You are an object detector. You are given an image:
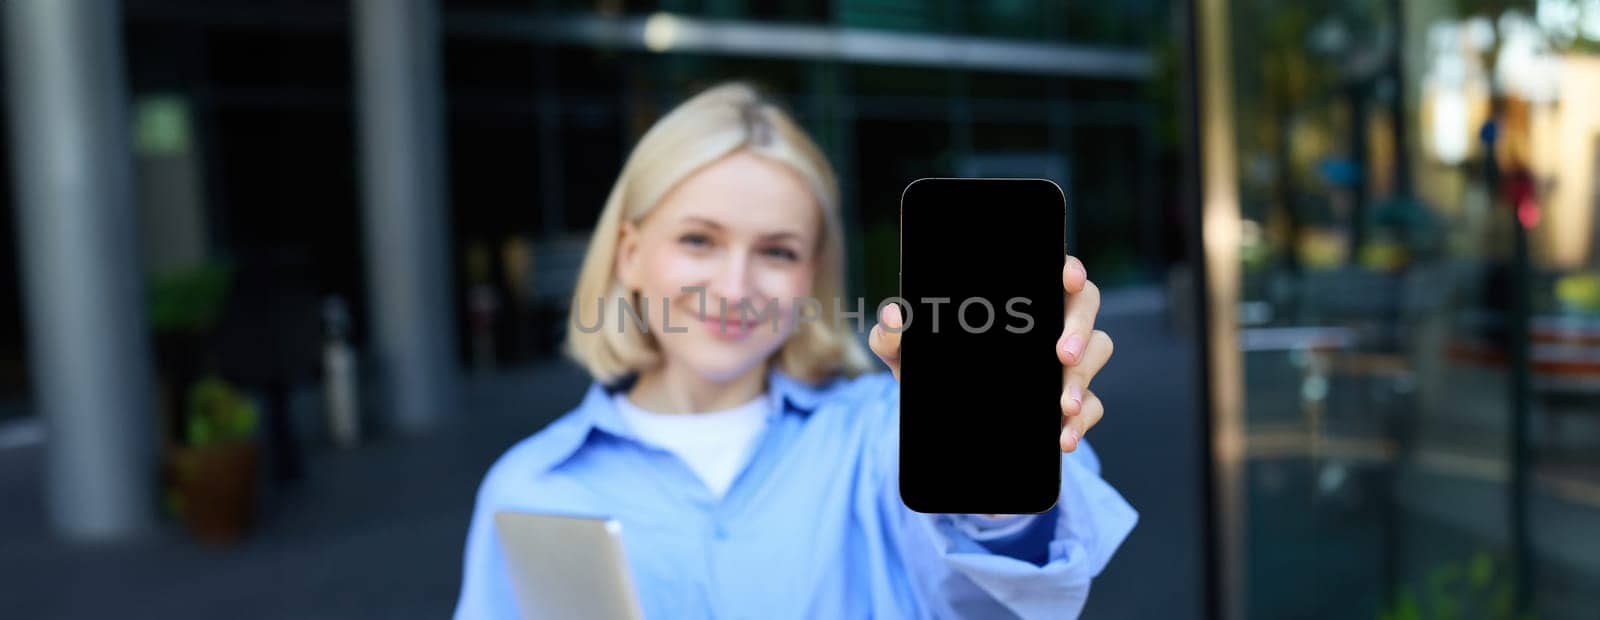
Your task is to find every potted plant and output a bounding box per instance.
[166,375,260,545]
[146,262,232,445]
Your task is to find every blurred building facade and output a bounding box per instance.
[0,0,1179,407]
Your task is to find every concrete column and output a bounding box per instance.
[2,0,156,540]
[352,0,458,432]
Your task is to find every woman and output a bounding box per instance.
[454,82,1134,619]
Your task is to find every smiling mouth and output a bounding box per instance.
[691,309,765,339]
[702,315,760,330]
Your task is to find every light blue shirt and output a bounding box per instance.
[454,369,1137,619]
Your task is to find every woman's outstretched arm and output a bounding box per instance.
[850,373,1136,619]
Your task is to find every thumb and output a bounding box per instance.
[869,303,904,381]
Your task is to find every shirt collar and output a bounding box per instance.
[534,366,828,475]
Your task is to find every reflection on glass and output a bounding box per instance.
[1223,0,1600,616]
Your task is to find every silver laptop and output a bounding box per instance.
[494,511,646,620]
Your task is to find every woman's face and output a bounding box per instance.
[616,152,821,383]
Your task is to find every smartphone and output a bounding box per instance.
[898,178,1065,514]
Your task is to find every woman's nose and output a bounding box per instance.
[708,251,756,309]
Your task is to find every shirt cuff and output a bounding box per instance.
[953,513,1039,542]
[942,508,1059,567]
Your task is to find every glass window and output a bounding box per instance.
[1211,0,1600,616]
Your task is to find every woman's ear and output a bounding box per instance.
[615,220,641,289]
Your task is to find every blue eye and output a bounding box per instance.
[763,247,800,261]
[679,233,711,247]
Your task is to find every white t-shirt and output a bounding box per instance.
[613,390,1034,538]
[612,392,771,499]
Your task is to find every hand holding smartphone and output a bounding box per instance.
[894,178,1068,514]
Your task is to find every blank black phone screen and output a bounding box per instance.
[898,178,1065,514]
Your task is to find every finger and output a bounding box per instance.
[1063,255,1088,295]
[1060,391,1104,453]
[1057,279,1100,365]
[869,303,904,381]
[1060,330,1114,417]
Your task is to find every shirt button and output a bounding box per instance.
[713,523,729,540]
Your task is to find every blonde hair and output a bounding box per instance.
[563,82,873,385]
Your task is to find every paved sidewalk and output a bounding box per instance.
[1,362,590,619]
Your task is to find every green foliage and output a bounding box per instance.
[1378,550,1537,620]
[162,486,186,518]
[1554,271,1600,314]
[1383,589,1421,620]
[148,262,233,334]
[1572,37,1600,53]
[185,376,258,446]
